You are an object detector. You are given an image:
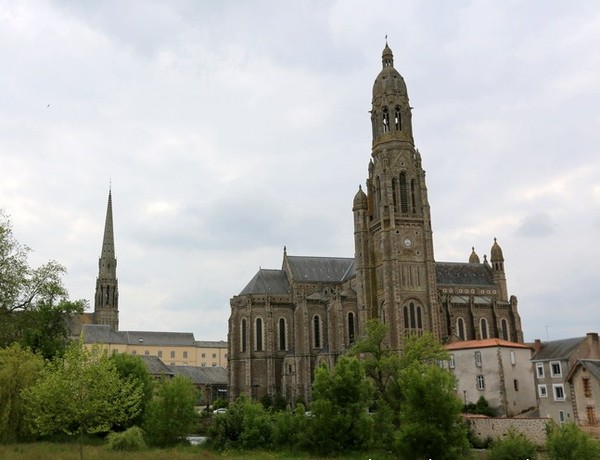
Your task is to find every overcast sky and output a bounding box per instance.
[1,0,599,343]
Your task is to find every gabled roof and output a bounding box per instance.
[119,330,196,346]
[139,355,175,377]
[436,262,495,286]
[566,359,600,382]
[169,365,227,385]
[445,338,531,351]
[81,324,126,344]
[286,256,355,283]
[195,340,228,348]
[239,269,290,295]
[531,337,586,361]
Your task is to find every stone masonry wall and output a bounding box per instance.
[466,416,552,446]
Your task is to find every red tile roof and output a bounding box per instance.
[445,338,532,351]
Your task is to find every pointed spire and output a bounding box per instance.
[101,188,115,260]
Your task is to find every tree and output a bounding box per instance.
[109,353,154,428]
[23,341,142,460]
[394,335,470,460]
[546,422,600,460]
[306,356,374,455]
[0,344,44,442]
[143,375,198,447]
[487,427,537,460]
[0,211,85,358]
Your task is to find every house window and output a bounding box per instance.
[510,350,516,365]
[449,354,455,369]
[550,361,562,378]
[348,312,355,344]
[583,377,592,398]
[475,351,482,367]
[480,318,489,340]
[241,318,247,353]
[587,406,597,424]
[201,353,206,358]
[559,410,566,424]
[255,318,263,351]
[477,375,485,390]
[538,384,548,398]
[553,384,566,401]
[457,317,466,340]
[514,379,519,391]
[183,351,188,359]
[536,362,545,379]
[278,318,286,351]
[313,315,322,348]
[212,353,216,358]
[170,351,175,359]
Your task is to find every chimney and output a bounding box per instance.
[587,332,600,359]
[534,339,542,353]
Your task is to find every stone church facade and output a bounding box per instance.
[227,44,523,404]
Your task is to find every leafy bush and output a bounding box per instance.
[487,428,537,460]
[546,422,600,460]
[105,426,147,451]
[271,403,308,451]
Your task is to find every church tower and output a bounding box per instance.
[354,43,440,350]
[93,189,119,330]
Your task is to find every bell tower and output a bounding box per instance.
[354,42,440,350]
[93,188,119,330]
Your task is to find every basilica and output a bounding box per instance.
[227,43,523,404]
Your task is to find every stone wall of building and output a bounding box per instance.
[466,416,552,446]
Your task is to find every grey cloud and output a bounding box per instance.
[516,213,557,238]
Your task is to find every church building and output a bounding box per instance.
[227,43,524,404]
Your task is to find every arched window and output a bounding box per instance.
[392,178,398,210]
[241,318,247,352]
[255,318,263,351]
[382,107,390,133]
[410,179,417,214]
[480,318,488,340]
[278,317,286,351]
[394,106,402,130]
[403,302,423,336]
[376,176,382,207]
[456,317,466,340]
[399,173,408,214]
[348,312,355,344]
[313,315,322,348]
[501,319,509,341]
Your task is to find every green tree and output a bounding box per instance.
[143,375,198,447]
[0,344,44,442]
[306,356,374,455]
[546,422,600,460]
[23,341,142,460]
[109,353,154,428]
[0,211,85,358]
[487,427,537,460]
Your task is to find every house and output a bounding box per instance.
[445,338,536,417]
[566,359,600,427]
[169,365,228,408]
[531,332,600,425]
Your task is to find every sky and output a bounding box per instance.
[1,0,599,343]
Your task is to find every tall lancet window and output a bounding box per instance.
[399,173,408,214]
[348,312,355,344]
[480,318,489,340]
[403,302,423,336]
[382,107,390,133]
[313,315,322,348]
[410,179,417,214]
[394,106,402,130]
[501,319,509,341]
[278,317,287,351]
[241,319,247,353]
[255,318,263,351]
[392,178,398,210]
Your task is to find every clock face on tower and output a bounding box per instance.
[403,237,413,248]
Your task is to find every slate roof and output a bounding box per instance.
[81,324,126,344]
[567,359,600,382]
[531,337,586,361]
[195,340,228,348]
[119,330,196,346]
[436,262,495,286]
[445,338,532,351]
[169,365,227,385]
[239,269,290,295]
[286,256,355,283]
[139,355,175,377]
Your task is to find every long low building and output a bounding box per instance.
[81,323,228,368]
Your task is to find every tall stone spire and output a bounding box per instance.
[94,187,119,330]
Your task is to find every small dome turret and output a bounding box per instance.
[372,44,407,98]
[469,247,480,264]
[353,185,368,211]
[490,238,504,262]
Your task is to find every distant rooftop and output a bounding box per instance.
[445,338,531,351]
